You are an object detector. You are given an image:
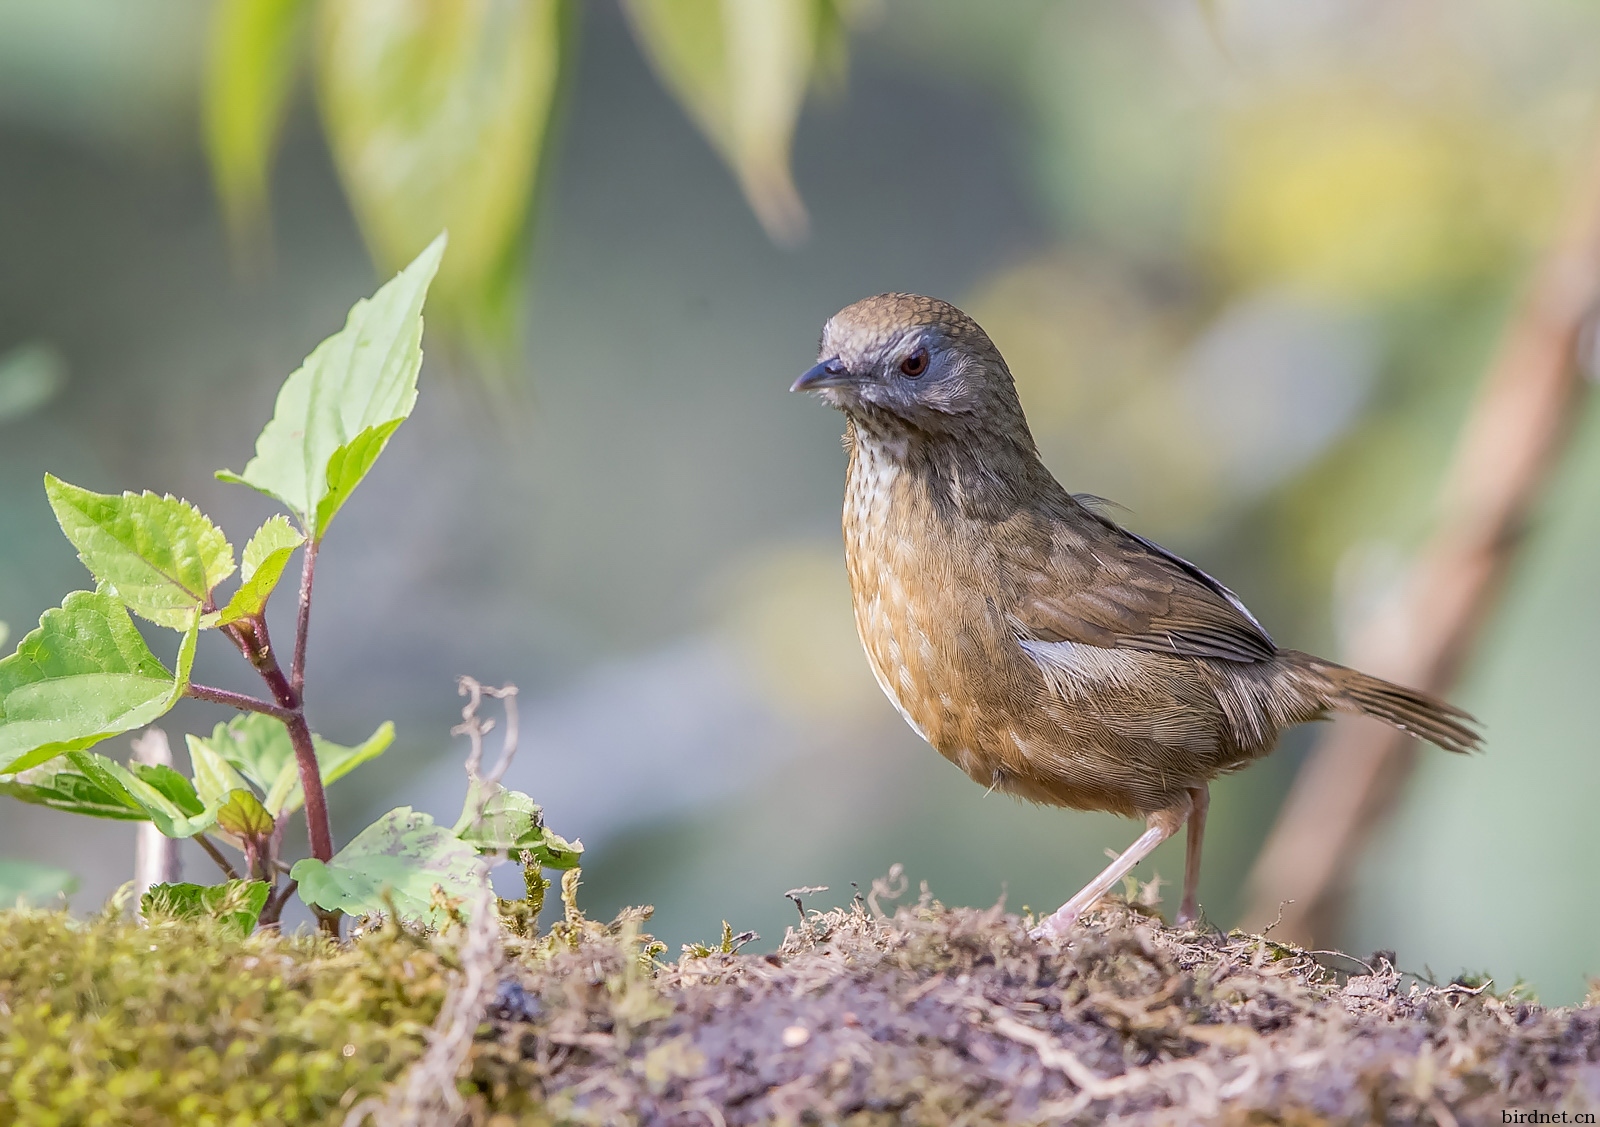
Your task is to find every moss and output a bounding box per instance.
[0,905,451,1126]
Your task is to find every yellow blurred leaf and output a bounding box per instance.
[622,0,854,245]
[314,0,569,354]
[1210,87,1553,302]
[203,0,312,253]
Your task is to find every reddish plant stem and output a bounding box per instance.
[259,879,297,930]
[186,683,294,723]
[284,712,334,863]
[220,614,336,866]
[291,538,318,698]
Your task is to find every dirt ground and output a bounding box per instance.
[468,884,1600,1126]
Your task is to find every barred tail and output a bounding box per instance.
[1283,652,1482,755]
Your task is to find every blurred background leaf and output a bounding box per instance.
[313,0,569,361]
[620,0,856,245]
[204,0,311,256]
[0,344,66,425]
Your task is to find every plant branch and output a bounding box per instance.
[259,879,297,930]
[1242,135,1600,945]
[219,616,336,871]
[291,537,318,698]
[186,683,294,723]
[195,833,242,882]
[285,712,335,863]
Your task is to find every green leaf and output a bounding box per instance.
[265,720,394,816]
[527,825,583,871]
[65,751,216,838]
[217,235,444,539]
[132,762,206,818]
[203,0,312,250]
[621,0,853,244]
[0,859,78,905]
[44,476,236,630]
[314,418,403,536]
[291,806,484,923]
[216,515,304,626]
[0,592,190,774]
[141,879,271,936]
[315,0,567,354]
[215,789,275,839]
[453,777,582,869]
[0,756,153,821]
[0,623,8,650]
[1,749,212,837]
[186,733,256,809]
[188,712,294,796]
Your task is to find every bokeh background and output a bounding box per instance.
[2,0,1599,1001]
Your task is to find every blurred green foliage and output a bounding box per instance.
[204,0,859,363]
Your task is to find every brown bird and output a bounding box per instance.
[793,293,1479,935]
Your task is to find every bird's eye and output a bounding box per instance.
[899,348,929,378]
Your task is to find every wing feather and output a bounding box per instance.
[1006,505,1276,664]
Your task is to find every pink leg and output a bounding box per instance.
[1178,783,1209,926]
[1035,795,1192,939]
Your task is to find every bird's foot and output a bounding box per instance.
[1030,902,1086,942]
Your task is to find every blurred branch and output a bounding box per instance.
[1243,133,1600,944]
[132,729,181,908]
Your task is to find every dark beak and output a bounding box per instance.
[791,357,851,393]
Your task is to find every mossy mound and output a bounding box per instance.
[4,893,1599,1125]
[0,905,450,1125]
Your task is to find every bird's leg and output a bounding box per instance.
[1035,796,1191,939]
[1178,783,1209,926]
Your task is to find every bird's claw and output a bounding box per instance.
[1029,909,1079,943]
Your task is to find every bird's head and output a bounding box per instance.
[792,293,1031,440]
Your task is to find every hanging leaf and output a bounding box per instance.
[291,806,484,923]
[203,0,313,251]
[315,0,569,354]
[216,516,304,626]
[217,235,444,540]
[0,859,78,906]
[45,477,235,630]
[622,0,854,244]
[0,593,195,775]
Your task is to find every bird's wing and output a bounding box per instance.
[1005,510,1276,664]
